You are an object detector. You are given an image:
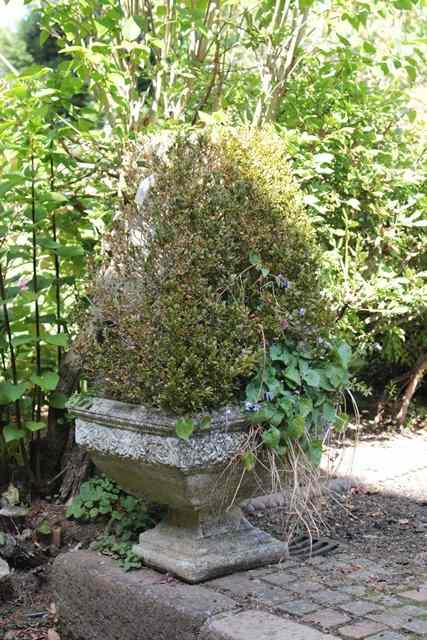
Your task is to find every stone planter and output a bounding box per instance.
[70,397,288,583]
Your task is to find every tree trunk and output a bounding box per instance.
[395,353,427,425]
[58,424,93,503]
[42,345,83,483]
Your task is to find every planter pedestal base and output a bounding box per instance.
[133,507,288,583]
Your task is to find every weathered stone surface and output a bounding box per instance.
[310,588,351,606]
[368,633,407,640]
[135,508,288,583]
[303,608,351,628]
[338,621,387,639]
[340,601,382,616]
[200,610,339,640]
[0,557,10,580]
[275,600,320,616]
[53,551,238,640]
[208,573,293,605]
[400,588,427,603]
[70,397,288,582]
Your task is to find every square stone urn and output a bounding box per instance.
[69,397,288,583]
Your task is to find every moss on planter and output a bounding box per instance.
[80,126,331,414]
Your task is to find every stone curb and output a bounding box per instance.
[53,551,239,640]
[53,552,342,640]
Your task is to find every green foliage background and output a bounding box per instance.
[0,0,426,482]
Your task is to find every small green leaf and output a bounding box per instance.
[308,441,323,467]
[298,397,313,417]
[262,427,281,450]
[287,415,305,439]
[322,403,338,424]
[302,368,321,388]
[335,341,352,368]
[249,253,261,266]
[37,520,51,535]
[284,367,301,386]
[242,451,256,471]
[176,418,194,441]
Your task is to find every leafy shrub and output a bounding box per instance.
[80,127,332,414]
[279,47,427,387]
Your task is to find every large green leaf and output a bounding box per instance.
[122,17,141,41]
[3,424,26,443]
[24,421,46,433]
[31,371,59,392]
[43,333,69,347]
[0,382,27,405]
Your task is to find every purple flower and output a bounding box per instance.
[281,319,289,330]
[264,391,273,402]
[276,274,290,289]
[244,401,261,413]
[298,307,306,317]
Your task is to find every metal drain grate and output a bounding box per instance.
[288,536,339,559]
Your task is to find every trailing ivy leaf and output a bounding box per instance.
[249,253,261,265]
[336,413,350,432]
[298,397,313,417]
[37,520,51,535]
[325,365,348,388]
[284,366,301,386]
[31,371,59,391]
[270,343,286,362]
[322,403,338,424]
[262,426,281,450]
[269,408,285,427]
[3,424,26,443]
[287,415,305,439]
[266,378,284,398]
[242,451,256,471]
[0,382,27,405]
[302,368,321,388]
[245,380,261,402]
[175,418,194,441]
[307,441,323,467]
[335,341,352,368]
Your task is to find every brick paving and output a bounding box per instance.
[204,549,427,638]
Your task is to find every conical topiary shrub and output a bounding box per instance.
[79,126,331,414]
